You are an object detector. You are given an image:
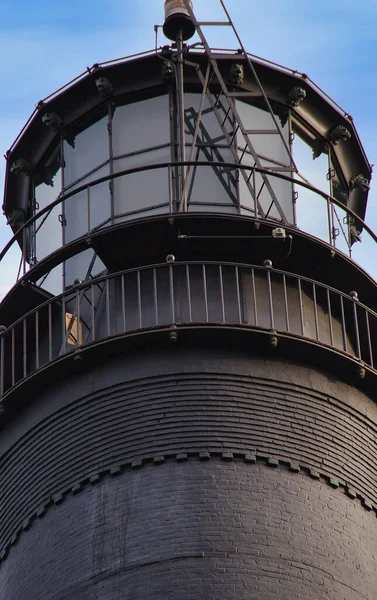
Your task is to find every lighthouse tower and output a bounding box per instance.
[0,2,376,599]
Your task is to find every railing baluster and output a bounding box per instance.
[186,265,192,323]
[169,265,176,323]
[235,266,242,324]
[283,274,290,332]
[91,283,96,341]
[153,268,159,326]
[203,264,209,322]
[327,289,334,346]
[266,269,274,330]
[35,311,40,370]
[0,334,4,396]
[298,279,304,336]
[219,265,226,323]
[106,277,111,336]
[48,303,53,362]
[313,283,319,341]
[61,295,66,354]
[340,296,348,353]
[365,311,374,368]
[121,274,126,333]
[251,268,258,326]
[352,298,361,360]
[23,319,27,377]
[11,328,15,386]
[76,289,81,346]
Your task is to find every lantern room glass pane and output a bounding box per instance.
[113,149,171,220]
[184,93,238,212]
[64,165,111,244]
[63,116,109,188]
[235,101,294,223]
[34,167,63,263]
[112,96,170,157]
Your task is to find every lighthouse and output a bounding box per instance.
[0,2,376,598]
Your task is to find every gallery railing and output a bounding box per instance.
[1,261,375,397]
[1,162,377,293]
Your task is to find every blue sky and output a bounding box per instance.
[1,0,377,294]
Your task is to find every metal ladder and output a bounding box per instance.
[180,0,297,222]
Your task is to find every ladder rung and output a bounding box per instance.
[197,21,232,27]
[228,92,260,97]
[245,130,280,135]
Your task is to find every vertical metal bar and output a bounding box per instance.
[61,295,66,353]
[283,274,290,332]
[48,303,53,362]
[169,265,176,323]
[266,269,274,330]
[202,264,209,322]
[298,279,304,336]
[352,300,361,360]
[168,165,173,214]
[106,278,111,336]
[76,289,81,345]
[340,296,348,353]
[312,283,319,340]
[23,319,27,377]
[137,271,143,329]
[108,101,115,225]
[91,284,96,341]
[251,268,258,326]
[121,274,126,333]
[11,328,16,386]
[235,266,242,324]
[153,268,159,325]
[253,167,258,218]
[326,197,333,247]
[327,289,334,346]
[0,334,4,396]
[219,265,226,323]
[186,264,193,322]
[22,227,27,276]
[365,311,374,368]
[87,187,91,234]
[176,31,187,212]
[35,311,40,370]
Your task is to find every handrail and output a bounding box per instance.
[2,160,376,265]
[0,261,376,398]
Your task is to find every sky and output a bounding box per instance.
[1,0,377,296]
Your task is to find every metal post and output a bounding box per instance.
[176,30,187,212]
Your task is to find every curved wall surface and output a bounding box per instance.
[0,346,376,599]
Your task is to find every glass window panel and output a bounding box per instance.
[64,117,109,188]
[0,245,23,300]
[184,93,238,211]
[64,249,105,289]
[36,264,63,296]
[112,96,170,157]
[235,101,294,223]
[113,149,170,221]
[33,166,63,263]
[64,165,111,244]
[34,205,62,262]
